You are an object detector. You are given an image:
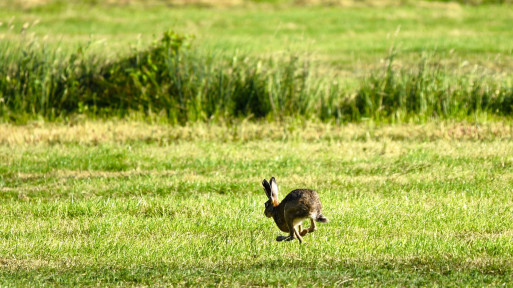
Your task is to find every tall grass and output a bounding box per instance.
[354,52,513,122]
[1,31,512,124]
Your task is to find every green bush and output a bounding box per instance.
[1,31,512,124]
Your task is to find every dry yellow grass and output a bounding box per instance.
[1,120,511,146]
[1,0,473,8]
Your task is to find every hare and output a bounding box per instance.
[262,177,328,244]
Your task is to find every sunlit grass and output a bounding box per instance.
[1,1,513,284]
[1,2,513,71]
[1,121,513,286]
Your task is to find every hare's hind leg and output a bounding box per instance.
[287,216,305,243]
[300,218,317,236]
[298,224,306,236]
[307,218,317,233]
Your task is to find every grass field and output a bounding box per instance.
[1,121,513,286]
[2,1,513,73]
[2,1,513,286]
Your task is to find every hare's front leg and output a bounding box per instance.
[285,215,303,243]
[276,214,300,242]
[292,226,303,243]
[276,228,296,242]
[276,225,291,242]
[276,235,289,241]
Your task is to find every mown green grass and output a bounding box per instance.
[1,2,513,71]
[1,121,513,286]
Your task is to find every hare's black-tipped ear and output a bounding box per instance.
[269,177,279,207]
[262,179,271,200]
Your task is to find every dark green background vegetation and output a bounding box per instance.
[1,0,513,123]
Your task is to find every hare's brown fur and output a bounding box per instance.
[262,178,328,244]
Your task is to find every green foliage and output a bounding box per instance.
[352,53,513,122]
[1,31,512,124]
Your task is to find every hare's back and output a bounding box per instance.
[282,189,322,217]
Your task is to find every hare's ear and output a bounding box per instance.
[269,177,279,207]
[262,179,271,200]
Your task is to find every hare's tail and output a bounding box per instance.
[316,214,328,223]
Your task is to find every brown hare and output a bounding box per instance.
[262,177,328,244]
